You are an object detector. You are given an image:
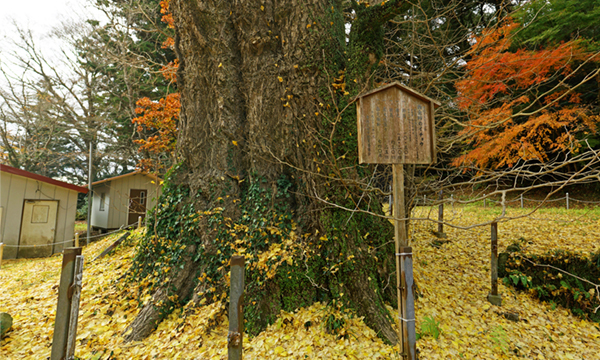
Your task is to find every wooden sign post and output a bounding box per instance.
[357,82,439,359]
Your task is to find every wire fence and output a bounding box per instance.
[1,220,141,248]
[11,190,585,250]
[409,198,600,313]
[415,192,600,209]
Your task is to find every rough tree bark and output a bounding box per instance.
[126,0,406,344]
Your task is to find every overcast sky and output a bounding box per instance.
[1,0,106,75]
[2,0,95,36]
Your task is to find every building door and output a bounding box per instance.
[18,200,58,258]
[128,189,147,226]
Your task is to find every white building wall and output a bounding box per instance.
[0,172,24,259]
[0,172,80,259]
[93,173,162,230]
[91,183,110,229]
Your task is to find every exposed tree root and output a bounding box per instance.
[123,250,198,342]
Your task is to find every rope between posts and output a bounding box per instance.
[2,221,141,248]
[488,198,527,204]
[522,197,566,203]
[569,198,600,204]
[419,194,600,205]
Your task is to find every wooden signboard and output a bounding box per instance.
[357,82,440,164]
[356,82,439,360]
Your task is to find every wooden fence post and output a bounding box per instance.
[74,233,79,248]
[0,243,4,270]
[228,256,245,360]
[520,194,523,209]
[66,255,84,358]
[51,247,82,360]
[483,195,486,208]
[487,223,502,306]
[138,216,142,230]
[399,247,416,360]
[437,190,445,237]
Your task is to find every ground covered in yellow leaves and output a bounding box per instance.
[1,205,599,359]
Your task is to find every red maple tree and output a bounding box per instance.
[453,20,599,169]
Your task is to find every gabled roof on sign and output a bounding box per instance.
[92,170,162,186]
[356,81,441,108]
[0,164,89,193]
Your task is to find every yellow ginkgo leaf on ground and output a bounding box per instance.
[1,206,599,359]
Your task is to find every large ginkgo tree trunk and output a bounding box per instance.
[125,0,408,344]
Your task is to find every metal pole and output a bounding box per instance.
[566,192,569,210]
[483,195,486,208]
[86,142,93,246]
[51,247,82,360]
[74,233,79,248]
[228,256,245,360]
[399,247,416,360]
[423,194,426,206]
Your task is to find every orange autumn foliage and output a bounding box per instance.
[132,0,179,173]
[453,21,599,169]
[161,59,178,83]
[160,0,174,29]
[132,92,180,172]
[160,0,175,50]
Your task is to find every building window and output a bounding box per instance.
[140,191,146,205]
[100,193,106,211]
